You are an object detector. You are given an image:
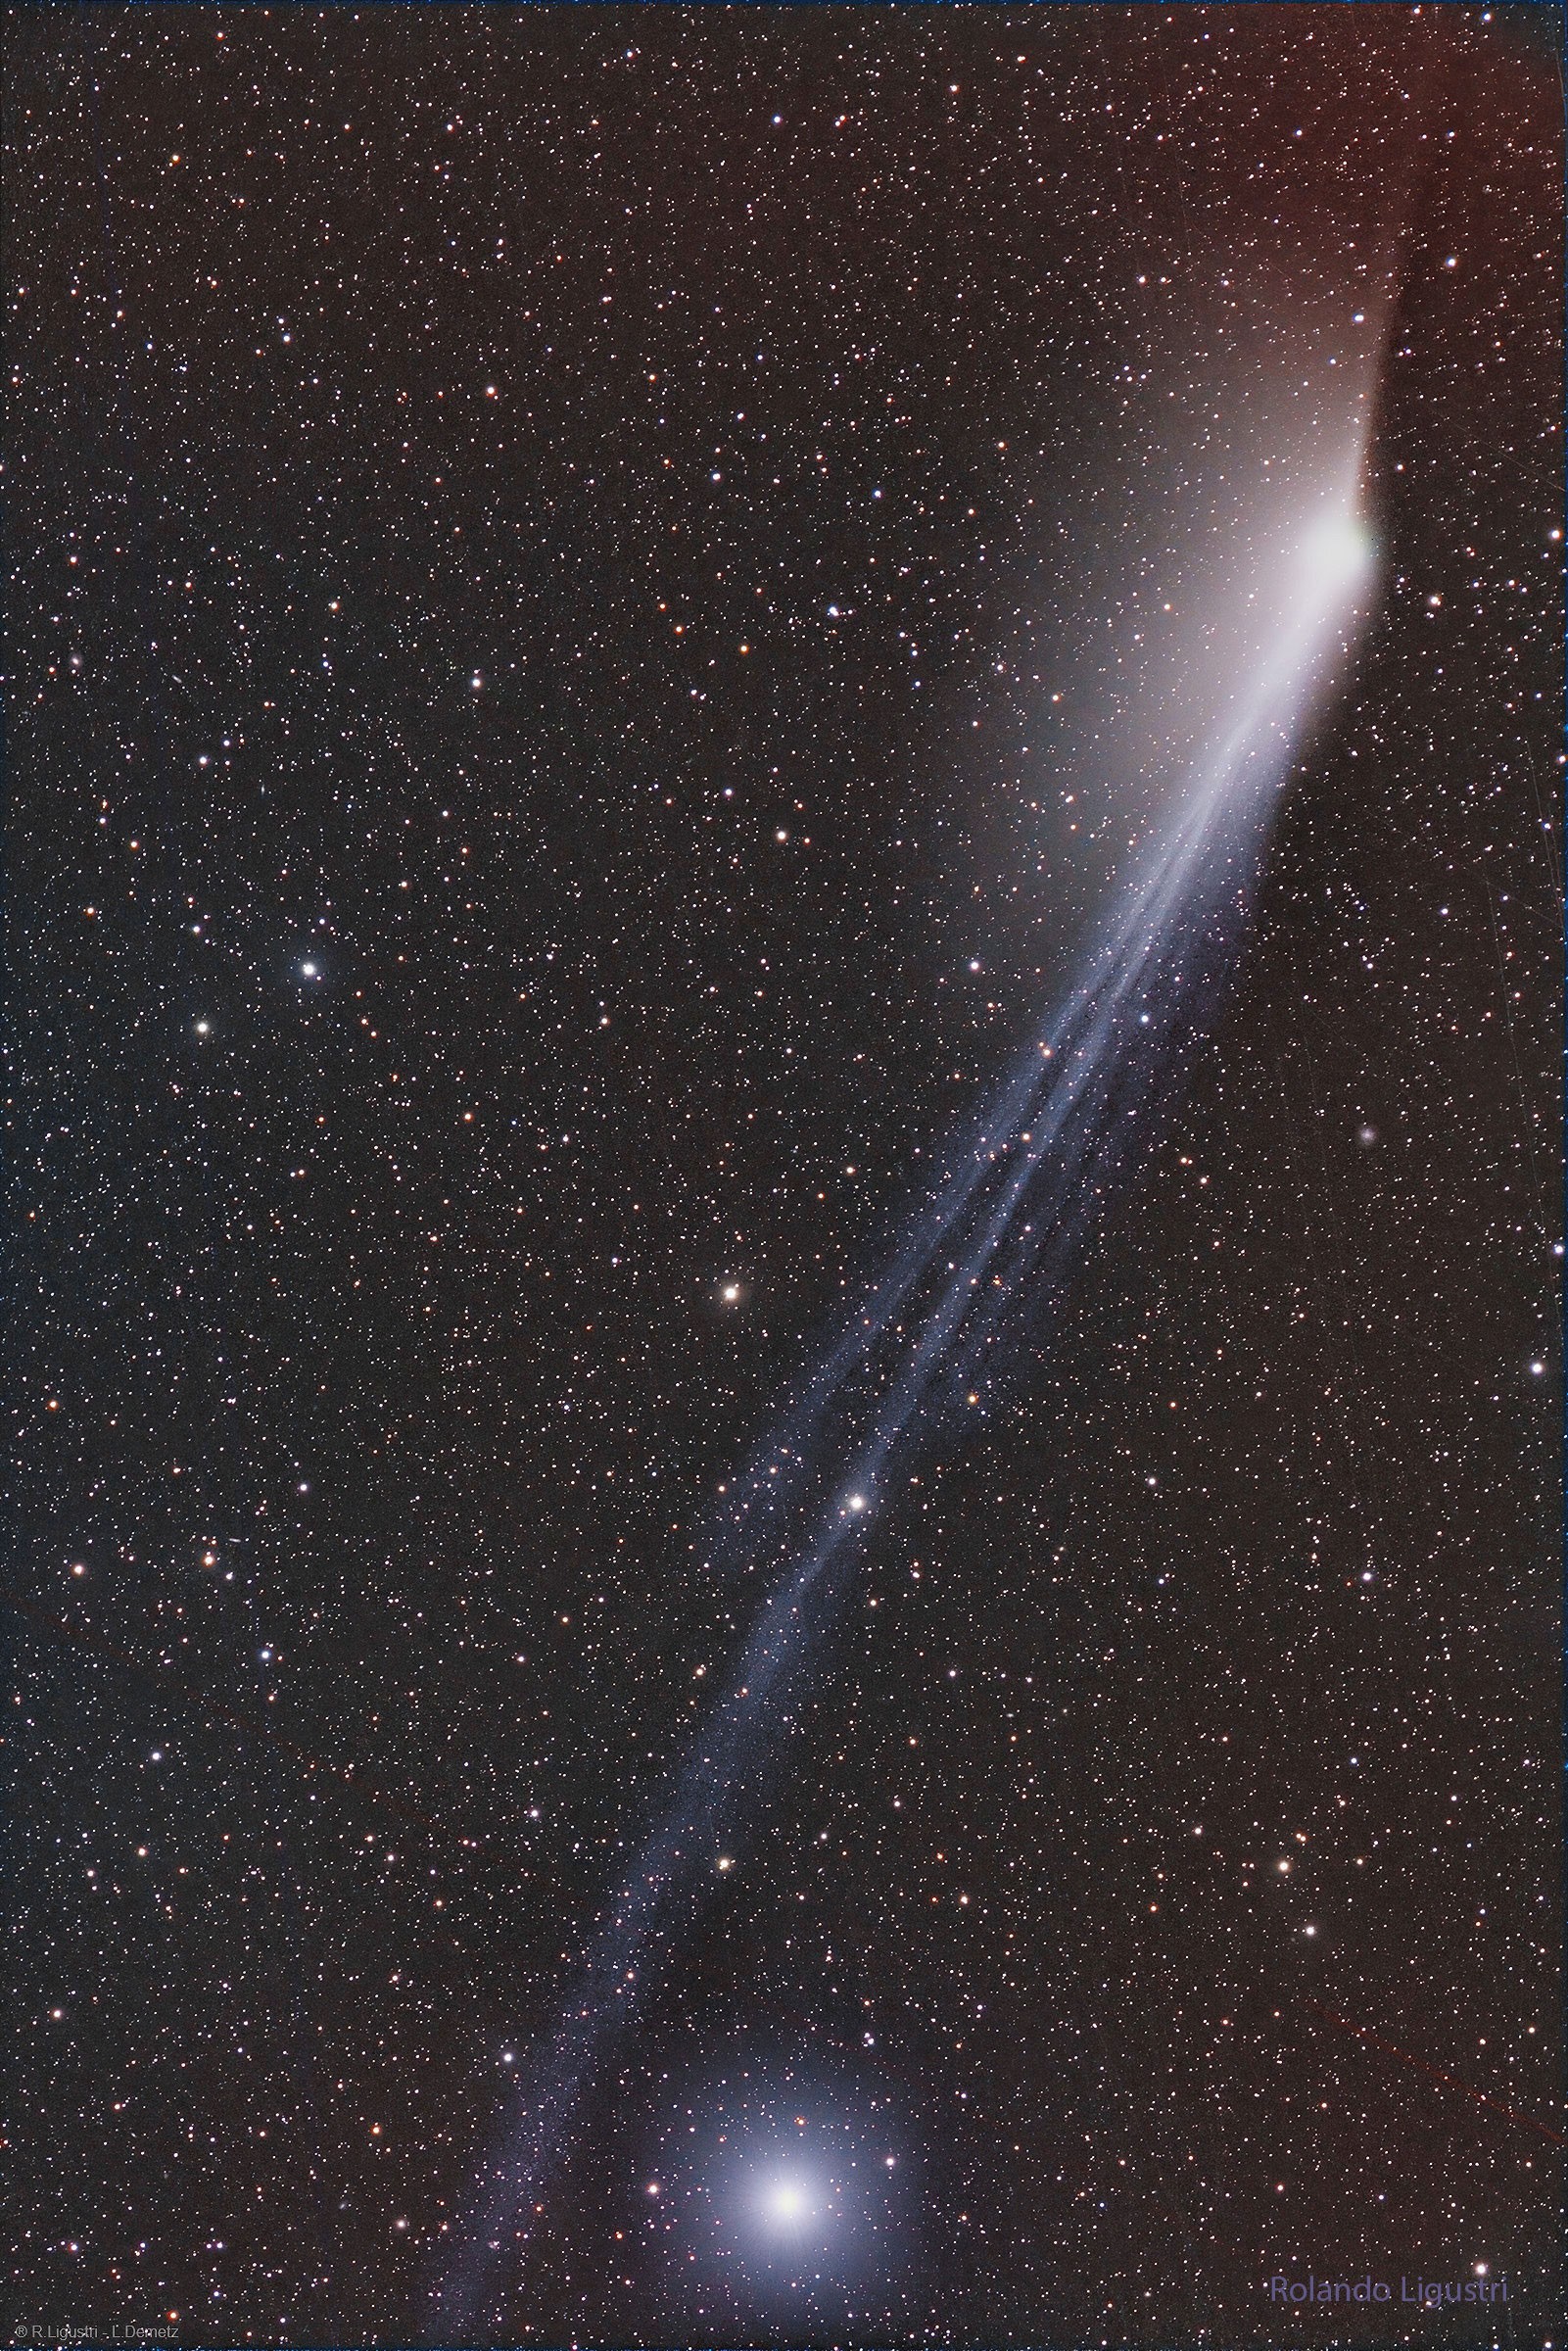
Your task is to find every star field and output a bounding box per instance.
[7,7,1562,2346]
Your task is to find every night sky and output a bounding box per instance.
[8,6,1563,2346]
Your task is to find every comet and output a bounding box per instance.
[435,460,1376,2334]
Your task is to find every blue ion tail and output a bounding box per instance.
[434,474,1376,2334]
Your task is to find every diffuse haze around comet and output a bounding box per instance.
[438,448,1378,2331]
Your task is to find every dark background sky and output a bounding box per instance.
[8,7,1562,2345]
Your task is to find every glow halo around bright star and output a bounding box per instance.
[752,2170,824,2242]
